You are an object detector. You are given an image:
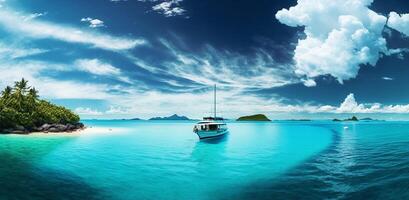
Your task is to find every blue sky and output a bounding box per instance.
[2,0,409,120]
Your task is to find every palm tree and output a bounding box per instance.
[1,86,12,99]
[14,78,30,95]
[28,87,39,100]
[12,78,31,111]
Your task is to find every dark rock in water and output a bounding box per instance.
[1,122,85,134]
[47,127,59,132]
[2,129,13,133]
[67,124,75,130]
[15,125,25,131]
[11,130,28,134]
[40,124,51,131]
[55,124,67,131]
[32,127,41,131]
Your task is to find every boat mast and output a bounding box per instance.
[214,84,216,119]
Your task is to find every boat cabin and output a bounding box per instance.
[203,117,224,121]
[194,121,227,132]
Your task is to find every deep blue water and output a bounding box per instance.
[1,120,409,199]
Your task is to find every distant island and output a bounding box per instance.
[0,79,84,134]
[149,114,190,120]
[130,118,141,120]
[237,114,271,121]
[333,116,359,122]
[281,119,311,121]
[360,117,374,121]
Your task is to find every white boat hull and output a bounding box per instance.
[196,129,228,139]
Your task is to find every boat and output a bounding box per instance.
[193,85,229,139]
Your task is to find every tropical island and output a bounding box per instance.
[149,114,190,120]
[333,116,359,122]
[237,114,271,121]
[0,79,84,134]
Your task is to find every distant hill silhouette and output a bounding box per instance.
[333,116,359,122]
[149,114,190,120]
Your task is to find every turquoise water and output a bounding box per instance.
[1,120,409,199]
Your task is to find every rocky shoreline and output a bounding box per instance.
[1,123,85,134]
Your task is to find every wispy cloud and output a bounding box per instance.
[0,62,110,99]
[0,9,145,51]
[76,59,121,76]
[23,12,46,21]
[75,59,133,84]
[75,107,103,116]
[0,43,47,59]
[128,38,298,91]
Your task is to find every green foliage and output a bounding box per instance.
[0,78,80,130]
[237,114,271,121]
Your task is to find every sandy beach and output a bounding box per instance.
[8,126,127,137]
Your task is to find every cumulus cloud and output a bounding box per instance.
[336,93,365,113]
[388,12,409,36]
[152,0,185,17]
[0,9,145,51]
[302,79,316,87]
[315,93,409,114]
[276,0,388,85]
[116,0,186,17]
[81,17,105,28]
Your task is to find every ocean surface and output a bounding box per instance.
[1,120,409,199]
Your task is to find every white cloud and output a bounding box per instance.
[75,107,103,116]
[4,58,409,118]
[128,39,297,90]
[76,59,121,76]
[111,0,186,17]
[0,59,123,100]
[302,79,316,87]
[81,17,105,28]
[152,0,185,17]
[315,93,409,114]
[0,43,47,59]
[75,59,133,84]
[24,12,46,21]
[0,9,145,51]
[388,12,409,36]
[337,93,365,113]
[106,106,129,114]
[382,76,393,81]
[276,0,388,85]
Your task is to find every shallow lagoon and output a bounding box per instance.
[1,120,409,199]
